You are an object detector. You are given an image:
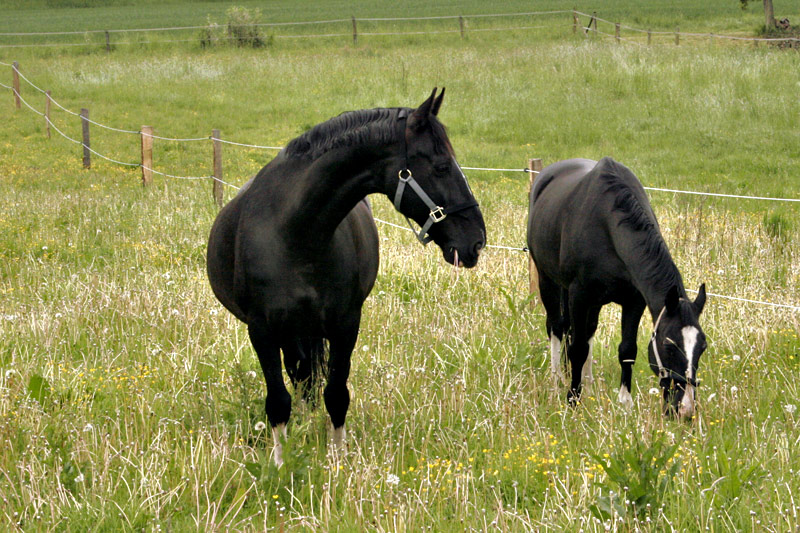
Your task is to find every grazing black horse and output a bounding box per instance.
[207,89,485,464]
[527,157,707,418]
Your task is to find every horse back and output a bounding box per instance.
[527,157,644,290]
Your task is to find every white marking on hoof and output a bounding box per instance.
[581,337,595,385]
[331,425,345,448]
[618,385,633,411]
[271,423,287,467]
[550,335,563,380]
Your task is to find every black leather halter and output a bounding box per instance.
[393,109,478,245]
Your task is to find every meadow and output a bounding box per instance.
[1,1,799,531]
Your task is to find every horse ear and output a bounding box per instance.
[409,88,438,131]
[694,283,707,314]
[431,87,445,116]
[665,285,680,314]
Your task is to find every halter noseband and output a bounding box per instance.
[650,306,699,388]
[393,109,478,245]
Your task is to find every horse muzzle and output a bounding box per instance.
[446,240,483,268]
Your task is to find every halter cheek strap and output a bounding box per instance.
[393,168,445,244]
[394,109,478,245]
[650,306,699,388]
[650,306,669,380]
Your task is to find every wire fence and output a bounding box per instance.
[2,8,798,50]
[1,53,798,313]
[575,10,800,46]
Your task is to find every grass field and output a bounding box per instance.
[1,1,799,531]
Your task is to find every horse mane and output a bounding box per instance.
[597,158,685,294]
[284,107,453,160]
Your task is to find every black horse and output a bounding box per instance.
[527,157,707,418]
[207,89,485,464]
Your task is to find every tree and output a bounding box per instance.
[740,0,777,30]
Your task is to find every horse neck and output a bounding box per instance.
[615,226,686,321]
[283,143,396,248]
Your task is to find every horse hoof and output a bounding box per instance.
[567,390,581,407]
[618,386,633,411]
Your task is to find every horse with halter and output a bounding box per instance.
[207,89,486,464]
[527,157,707,418]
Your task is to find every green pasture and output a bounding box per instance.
[1,1,799,531]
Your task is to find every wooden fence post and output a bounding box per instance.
[81,108,91,169]
[45,91,52,138]
[591,12,597,34]
[352,16,357,45]
[459,15,465,38]
[141,126,153,186]
[572,10,577,34]
[105,31,110,53]
[647,29,652,45]
[675,27,680,45]
[709,33,714,46]
[528,158,543,308]
[12,61,20,109]
[212,129,223,207]
[615,22,620,43]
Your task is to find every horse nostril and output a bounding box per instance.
[473,241,484,256]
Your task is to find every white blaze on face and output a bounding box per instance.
[678,326,700,418]
[272,423,288,467]
[581,337,595,384]
[550,334,562,380]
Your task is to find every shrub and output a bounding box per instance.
[226,6,265,48]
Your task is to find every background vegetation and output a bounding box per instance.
[1,1,799,531]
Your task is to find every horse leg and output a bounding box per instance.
[618,296,646,410]
[248,317,291,467]
[581,306,602,386]
[538,273,568,382]
[324,319,359,450]
[566,287,600,406]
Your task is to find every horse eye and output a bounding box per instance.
[434,163,451,175]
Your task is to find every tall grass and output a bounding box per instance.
[1,3,799,531]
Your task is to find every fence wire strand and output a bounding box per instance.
[3,28,799,313]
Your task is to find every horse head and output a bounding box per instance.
[391,88,486,268]
[649,284,707,419]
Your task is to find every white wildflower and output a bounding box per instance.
[83,423,94,432]
[5,369,17,378]
[732,355,741,362]
[730,386,738,394]
[785,404,796,414]
[74,473,85,483]
[706,393,717,402]
[648,387,659,395]
[254,421,266,431]
[386,474,400,486]
[246,370,257,379]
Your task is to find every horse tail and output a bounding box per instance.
[303,336,327,387]
[283,337,327,402]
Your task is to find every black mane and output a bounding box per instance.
[284,107,454,160]
[284,108,400,160]
[598,158,684,294]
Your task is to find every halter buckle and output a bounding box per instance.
[429,206,446,223]
[398,169,412,182]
